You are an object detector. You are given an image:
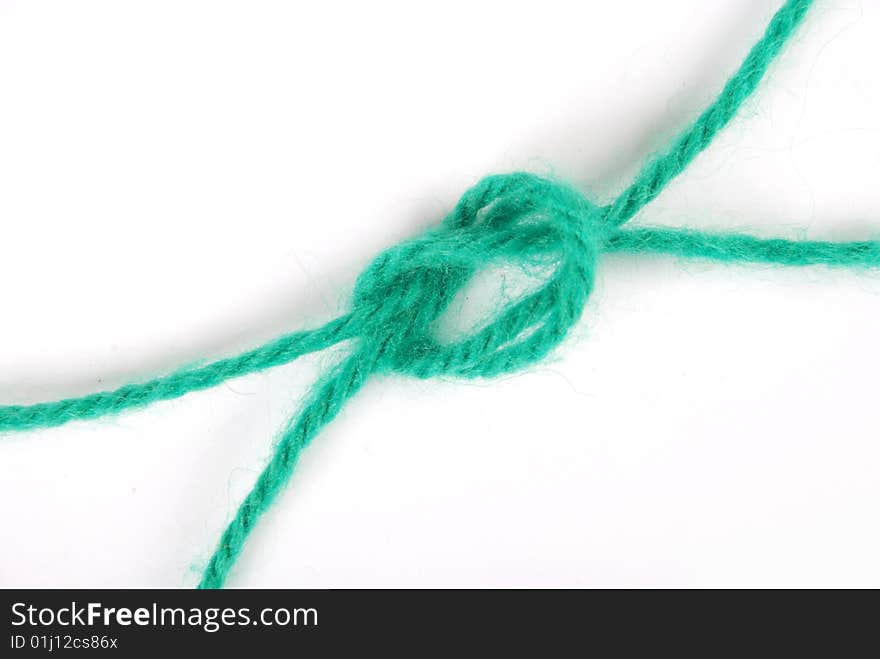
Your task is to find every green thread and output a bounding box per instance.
[605,0,814,228]
[1,0,858,588]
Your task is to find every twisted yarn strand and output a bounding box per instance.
[198,347,377,588]
[3,0,862,588]
[607,228,880,267]
[0,314,354,432]
[604,0,813,227]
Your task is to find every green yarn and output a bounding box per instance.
[605,0,814,228]
[1,0,859,588]
[606,228,880,267]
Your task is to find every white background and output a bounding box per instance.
[1,0,879,588]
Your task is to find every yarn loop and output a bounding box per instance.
[353,172,605,379]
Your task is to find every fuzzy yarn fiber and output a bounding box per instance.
[1,0,867,588]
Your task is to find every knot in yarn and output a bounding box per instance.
[0,0,823,589]
[351,172,606,379]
